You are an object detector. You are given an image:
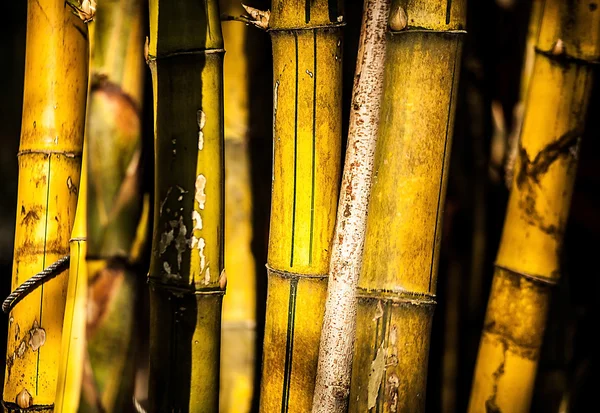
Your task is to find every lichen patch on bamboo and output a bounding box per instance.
[195,174,207,209]
[368,344,386,410]
[197,110,206,150]
[192,210,203,231]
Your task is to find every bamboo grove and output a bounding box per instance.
[1,0,599,412]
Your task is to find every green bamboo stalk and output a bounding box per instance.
[147,0,225,411]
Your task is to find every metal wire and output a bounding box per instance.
[2,255,70,314]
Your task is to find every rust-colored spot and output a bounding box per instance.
[21,206,42,226]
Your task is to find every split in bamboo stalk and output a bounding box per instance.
[311,1,389,412]
[258,1,344,411]
[2,0,88,410]
[219,1,257,411]
[147,0,225,411]
[349,1,465,411]
[468,2,600,412]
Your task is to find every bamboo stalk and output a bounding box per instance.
[2,0,88,410]
[468,2,600,412]
[348,1,465,411]
[311,1,389,412]
[219,1,257,412]
[55,148,88,413]
[147,0,225,411]
[78,0,146,411]
[258,1,344,412]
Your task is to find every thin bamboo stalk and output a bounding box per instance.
[79,0,146,410]
[147,0,225,411]
[55,148,88,413]
[468,2,600,412]
[259,1,344,412]
[219,1,256,412]
[311,1,389,412]
[348,1,466,411]
[2,0,88,410]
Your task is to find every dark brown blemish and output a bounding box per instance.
[485,340,507,413]
[21,207,41,226]
[590,3,598,11]
[516,129,580,188]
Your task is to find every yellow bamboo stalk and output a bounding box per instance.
[258,1,343,412]
[348,1,465,412]
[147,0,225,411]
[219,1,256,412]
[55,148,88,413]
[468,2,600,412]
[2,1,88,411]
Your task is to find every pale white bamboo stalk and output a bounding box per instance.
[311,1,391,412]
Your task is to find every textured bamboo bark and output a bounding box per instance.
[311,1,389,412]
[259,1,344,412]
[348,1,465,412]
[2,0,88,411]
[80,0,146,411]
[468,2,600,412]
[219,2,257,412]
[147,0,225,411]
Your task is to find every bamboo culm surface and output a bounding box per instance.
[259,1,344,412]
[2,0,88,411]
[468,1,600,412]
[311,1,389,412]
[147,0,225,412]
[349,1,465,412]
